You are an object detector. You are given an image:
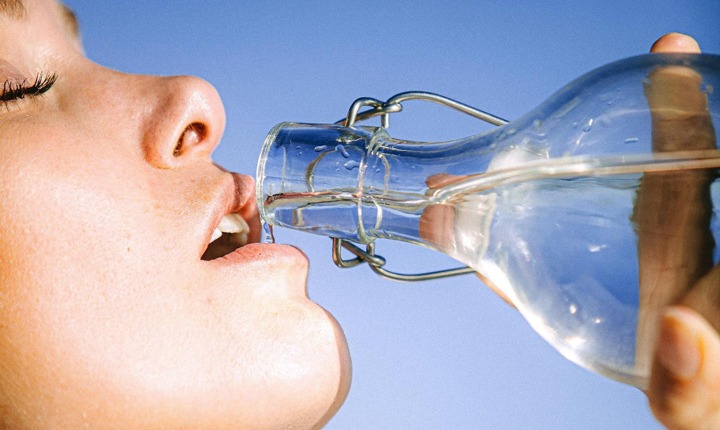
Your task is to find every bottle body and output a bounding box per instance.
[257,53,720,388]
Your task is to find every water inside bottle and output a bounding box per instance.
[261,153,720,386]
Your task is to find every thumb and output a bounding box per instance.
[648,306,720,430]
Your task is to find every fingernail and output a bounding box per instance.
[656,307,701,380]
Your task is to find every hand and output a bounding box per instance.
[419,174,515,305]
[641,32,720,430]
[416,34,720,429]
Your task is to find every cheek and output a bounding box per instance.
[0,124,203,324]
[0,133,351,427]
[0,131,196,419]
[0,133,172,287]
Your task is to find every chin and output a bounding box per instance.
[217,301,352,430]
[194,254,352,429]
[312,306,352,428]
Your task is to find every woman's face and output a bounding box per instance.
[0,0,350,428]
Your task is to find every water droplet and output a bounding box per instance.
[262,222,276,244]
[703,83,714,95]
[335,144,350,158]
[344,160,360,170]
[624,137,639,144]
[588,244,607,252]
[314,145,328,152]
[533,119,542,129]
[582,118,594,132]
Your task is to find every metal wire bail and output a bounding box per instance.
[331,91,508,282]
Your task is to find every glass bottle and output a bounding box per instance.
[256,53,720,388]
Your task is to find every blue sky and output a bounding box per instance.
[64,1,719,428]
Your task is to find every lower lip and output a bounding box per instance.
[209,242,309,267]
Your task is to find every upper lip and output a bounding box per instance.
[200,172,262,259]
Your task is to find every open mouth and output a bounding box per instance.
[201,213,251,260]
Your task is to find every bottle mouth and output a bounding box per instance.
[255,122,378,241]
[255,122,285,226]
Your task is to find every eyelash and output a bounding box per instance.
[1,72,58,104]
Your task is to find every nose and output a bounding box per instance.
[138,74,227,169]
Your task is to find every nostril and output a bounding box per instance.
[174,122,207,157]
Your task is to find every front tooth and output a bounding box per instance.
[210,227,222,243]
[217,213,249,234]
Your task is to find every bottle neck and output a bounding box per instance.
[257,122,513,253]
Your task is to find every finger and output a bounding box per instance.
[633,32,716,370]
[682,262,720,333]
[418,203,456,251]
[425,173,466,189]
[648,306,720,430]
[475,271,515,308]
[645,33,713,145]
[650,32,701,54]
[420,174,516,306]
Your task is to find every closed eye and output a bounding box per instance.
[1,72,57,103]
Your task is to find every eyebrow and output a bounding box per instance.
[0,0,26,18]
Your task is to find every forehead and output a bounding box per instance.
[0,0,79,40]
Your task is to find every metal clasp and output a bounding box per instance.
[331,91,508,282]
